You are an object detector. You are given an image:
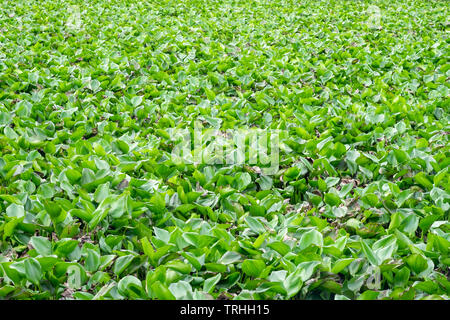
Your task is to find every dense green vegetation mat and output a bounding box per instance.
[0,0,449,300]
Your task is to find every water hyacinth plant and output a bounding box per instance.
[0,0,448,300]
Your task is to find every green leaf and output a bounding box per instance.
[166,260,192,274]
[6,204,25,218]
[360,239,380,266]
[267,241,290,256]
[405,254,428,275]
[234,172,252,191]
[151,281,176,300]
[113,255,135,276]
[85,249,101,272]
[30,236,52,256]
[203,274,221,293]
[54,239,79,258]
[3,217,24,239]
[414,172,433,190]
[331,258,354,274]
[361,193,379,207]
[373,235,398,263]
[298,229,323,251]
[241,259,266,278]
[357,290,380,300]
[324,193,341,206]
[24,258,42,286]
[118,275,144,298]
[245,216,266,234]
[131,96,143,107]
[218,251,241,265]
[88,207,110,230]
